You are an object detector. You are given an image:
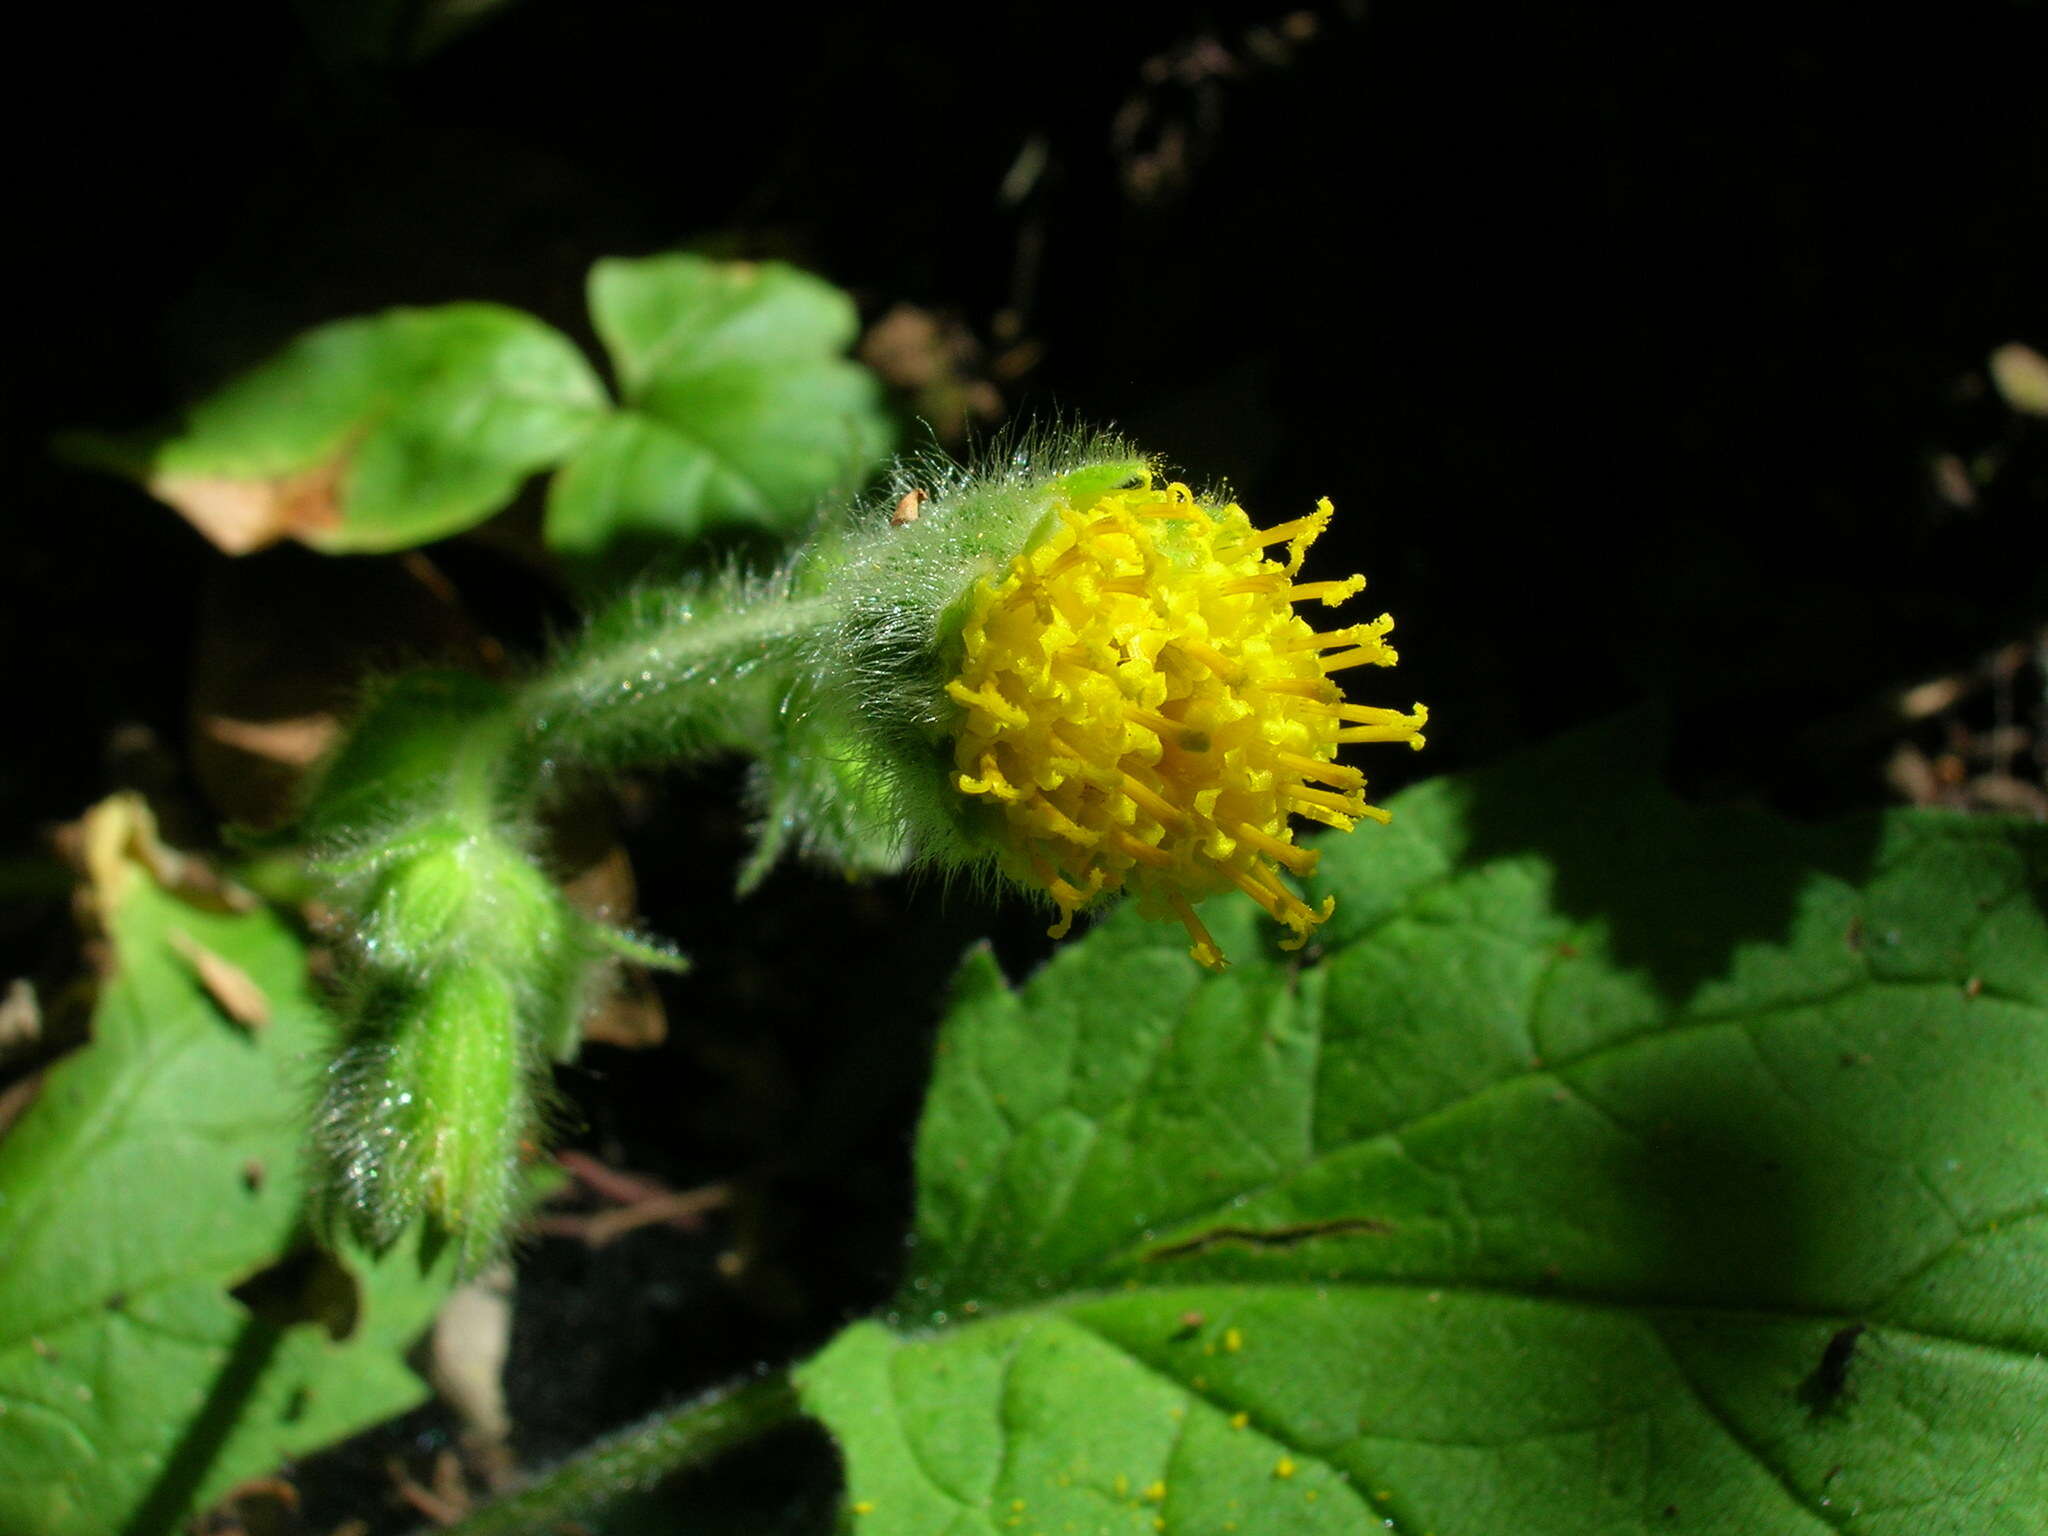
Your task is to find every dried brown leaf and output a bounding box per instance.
[148,454,350,556]
[166,928,274,1030]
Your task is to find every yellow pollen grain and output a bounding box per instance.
[1229,1411,1250,1429]
[1223,1327,1243,1353]
[1274,1458,1297,1479]
[1144,1481,1166,1502]
[942,475,1424,967]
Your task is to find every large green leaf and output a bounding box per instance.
[0,799,456,1536]
[544,254,893,554]
[798,725,2048,1535]
[78,304,606,554]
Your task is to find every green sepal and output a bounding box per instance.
[739,698,910,894]
[293,670,515,850]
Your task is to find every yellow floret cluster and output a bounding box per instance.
[944,474,1426,968]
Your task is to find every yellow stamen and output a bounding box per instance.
[1284,625,1376,652]
[1277,752,1365,790]
[1288,575,1368,607]
[1169,637,1240,678]
[1047,730,1114,781]
[1225,862,1289,921]
[1233,820,1320,877]
[1113,830,1173,867]
[1122,702,1181,737]
[957,752,1021,801]
[1169,893,1225,971]
[1320,646,1395,673]
[1218,574,1286,597]
[1248,514,1325,549]
[1121,772,1188,829]
[1289,785,1364,817]
[945,679,1029,729]
[1245,497,1333,573]
[1034,801,1100,846]
[1340,702,1425,727]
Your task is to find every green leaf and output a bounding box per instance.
[0,799,456,1536]
[77,304,606,554]
[797,725,2048,1535]
[545,254,893,555]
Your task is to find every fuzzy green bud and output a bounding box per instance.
[316,965,532,1270]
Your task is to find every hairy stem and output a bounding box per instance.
[424,1370,805,1536]
[515,588,840,773]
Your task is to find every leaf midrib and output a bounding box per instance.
[934,961,1987,1302]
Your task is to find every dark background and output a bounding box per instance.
[11,1,2046,1529]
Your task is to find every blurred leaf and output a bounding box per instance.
[0,798,456,1536]
[798,728,2048,1535]
[545,255,893,555]
[1989,341,2048,418]
[74,304,606,554]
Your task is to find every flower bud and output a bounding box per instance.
[317,965,534,1268]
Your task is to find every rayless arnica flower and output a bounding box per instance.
[813,431,1429,968]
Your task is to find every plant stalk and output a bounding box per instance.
[425,1369,805,1536]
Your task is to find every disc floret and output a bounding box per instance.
[944,473,1426,968]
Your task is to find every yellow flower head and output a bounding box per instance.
[943,473,1426,968]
